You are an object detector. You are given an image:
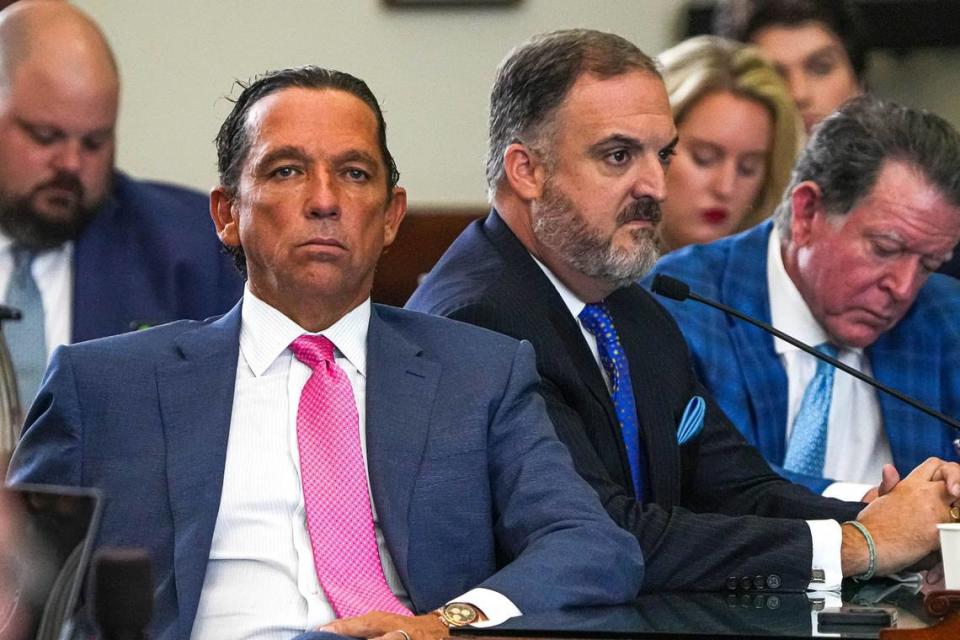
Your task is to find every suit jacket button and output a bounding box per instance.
[726,576,738,590]
[766,595,781,610]
[753,575,765,590]
[740,576,753,591]
[766,574,782,589]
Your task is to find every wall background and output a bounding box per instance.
[73,0,960,207]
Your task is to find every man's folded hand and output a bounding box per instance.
[322,611,447,640]
[848,458,960,576]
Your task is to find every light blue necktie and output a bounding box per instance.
[783,343,839,477]
[579,303,647,500]
[4,247,47,408]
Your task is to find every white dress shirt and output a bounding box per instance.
[531,256,844,591]
[766,227,893,500]
[191,288,518,640]
[0,232,72,359]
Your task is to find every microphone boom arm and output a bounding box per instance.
[651,273,960,434]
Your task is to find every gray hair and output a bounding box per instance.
[486,29,660,200]
[774,95,960,238]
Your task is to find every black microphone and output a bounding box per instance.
[651,274,960,443]
[89,547,153,640]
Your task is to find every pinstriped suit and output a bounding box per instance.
[645,221,960,493]
[407,210,861,593]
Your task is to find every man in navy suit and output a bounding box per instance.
[8,66,643,640]
[408,29,960,595]
[646,97,960,496]
[0,1,241,407]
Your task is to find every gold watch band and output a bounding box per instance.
[435,602,481,628]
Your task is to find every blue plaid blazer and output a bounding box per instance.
[643,221,960,493]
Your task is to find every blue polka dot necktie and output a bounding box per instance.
[579,302,646,500]
[783,343,839,477]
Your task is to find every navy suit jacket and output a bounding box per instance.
[645,221,960,492]
[71,171,243,342]
[8,301,642,639]
[407,211,860,593]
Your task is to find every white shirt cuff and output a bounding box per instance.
[822,481,873,502]
[807,519,843,591]
[450,588,522,627]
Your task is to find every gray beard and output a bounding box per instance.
[532,180,661,291]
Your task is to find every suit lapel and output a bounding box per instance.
[364,307,440,610]
[73,195,123,343]
[155,303,241,638]
[723,224,789,463]
[870,312,953,470]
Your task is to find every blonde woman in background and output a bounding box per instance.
[657,36,802,252]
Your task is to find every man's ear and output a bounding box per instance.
[789,181,825,247]
[210,186,241,248]
[502,142,547,201]
[382,186,407,248]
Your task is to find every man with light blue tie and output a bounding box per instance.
[408,29,960,596]
[0,1,242,411]
[8,65,643,640]
[646,96,960,499]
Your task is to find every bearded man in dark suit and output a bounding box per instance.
[408,28,960,594]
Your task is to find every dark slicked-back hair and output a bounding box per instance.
[774,95,960,239]
[486,29,660,199]
[215,65,399,197]
[713,0,869,80]
[214,66,399,276]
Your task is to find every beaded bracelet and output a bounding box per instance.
[843,520,877,582]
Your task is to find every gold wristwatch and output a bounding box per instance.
[435,602,481,628]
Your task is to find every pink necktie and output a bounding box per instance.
[290,335,411,618]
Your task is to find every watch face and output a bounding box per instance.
[443,603,479,626]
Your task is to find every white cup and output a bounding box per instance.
[938,523,960,589]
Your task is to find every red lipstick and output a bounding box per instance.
[701,208,729,225]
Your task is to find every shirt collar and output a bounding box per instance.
[766,227,860,356]
[239,286,370,377]
[530,253,588,320]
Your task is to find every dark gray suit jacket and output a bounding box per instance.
[407,210,862,593]
[9,300,643,638]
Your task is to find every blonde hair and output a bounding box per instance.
[658,35,802,231]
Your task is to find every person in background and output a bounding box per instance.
[656,35,800,252]
[713,0,865,135]
[713,0,960,279]
[0,0,242,409]
[646,96,960,497]
[408,28,960,596]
